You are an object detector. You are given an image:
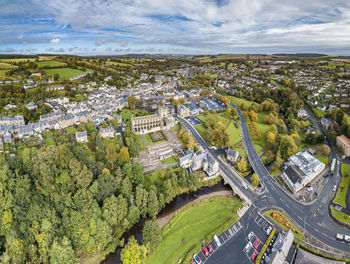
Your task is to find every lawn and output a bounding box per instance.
[333,163,350,208]
[196,113,241,146]
[264,209,305,240]
[0,70,9,77]
[42,131,55,146]
[314,153,329,165]
[45,68,87,79]
[35,60,66,67]
[137,135,146,151]
[331,208,350,224]
[227,95,253,107]
[161,156,178,164]
[313,108,327,118]
[146,197,243,264]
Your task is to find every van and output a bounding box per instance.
[214,235,221,247]
[242,182,248,190]
[244,242,253,254]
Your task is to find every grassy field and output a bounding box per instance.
[264,209,305,240]
[65,126,77,134]
[333,163,350,208]
[0,58,36,63]
[137,135,146,151]
[0,62,17,69]
[227,95,253,107]
[106,61,131,66]
[314,153,329,165]
[255,111,271,145]
[43,131,55,146]
[196,113,241,146]
[36,60,66,67]
[45,68,87,79]
[161,156,178,164]
[144,133,165,146]
[0,70,9,77]
[146,197,243,264]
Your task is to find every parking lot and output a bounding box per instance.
[186,116,202,126]
[193,220,243,263]
[204,208,275,264]
[200,97,226,112]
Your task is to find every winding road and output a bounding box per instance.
[177,105,350,258]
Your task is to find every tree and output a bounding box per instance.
[127,96,137,109]
[279,135,297,159]
[105,143,117,164]
[321,144,330,156]
[118,147,130,166]
[49,237,75,264]
[265,131,275,148]
[236,158,247,172]
[251,173,259,187]
[264,113,274,124]
[187,136,196,150]
[147,187,159,219]
[249,110,258,122]
[142,220,162,253]
[121,236,145,264]
[132,162,144,186]
[53,73,60,81]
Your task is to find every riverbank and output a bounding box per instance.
[146,196,243,264]
[157,189,234,229]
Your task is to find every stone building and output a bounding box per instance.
[336,134,350,157]
[180,149,219,177]
[177,104,191,118]
[131,107,174,134]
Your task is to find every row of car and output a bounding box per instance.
[191,244,213,264]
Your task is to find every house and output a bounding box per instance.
[269,230,295,264]
[297,109,308,119]
[99,126,115,138]
[281,151,326,193]
[321,117,333,129]
[76,131,88,143]
[180,149,219,177]
[317,104,327,111]
[24,102,38,111]
[177,104,191,118]
[336,135,350,157]
[3,131,12,143]
[226,148,239,163]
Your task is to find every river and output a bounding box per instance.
[102,180,231,264]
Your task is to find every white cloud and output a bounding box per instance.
[50,38,60,43]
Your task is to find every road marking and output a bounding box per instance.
[315,228,319,232]
[321,232,328,236]
[298,216,302,221]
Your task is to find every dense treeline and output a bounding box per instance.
[0,144,200,263]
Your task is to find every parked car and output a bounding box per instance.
[333,185,337,192]
[266,226,273,235]
[194,254,201,264]
[247,231,254,241]
[254,238,261,249]
[202,246,209,257]
[244,242,253,254]
[207,243,213,253]
[307,187,313,192]
[190,260,196,264]
[251,252,258,261]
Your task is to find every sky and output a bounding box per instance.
[1,0,350,55]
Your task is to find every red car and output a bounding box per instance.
[207,243,213,253]
[190,260,196,264]
[253,238,261,249]
[251,252,257,261]
[202,246,209,257]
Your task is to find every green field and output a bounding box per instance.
[45,68,87,79]
[161,156,178,164]
[0,62,17,69]
[227,95,254,107]
[36,60,66,67]
[0,70,9,77]
[0,58,36,63]
[333,163,350,208]
[196,113,241,146]
[43,131,55,146]
[314,153,329,165]
[146,197,243,264]
[106,61,131,66]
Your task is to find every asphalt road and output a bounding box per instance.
[177,104,350,261]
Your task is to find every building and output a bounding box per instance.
[99,126,115,138]
[226,148,239,163]
[180,149,219,177]
[24,102,38,111]
[269,230,295,264]
[297,109,308,119]
[321,117,333,129]
[177,104,191,118]
[76,131,88,143]
[281,151,326,193]
[336,135,350,157]
[131,107,174,134]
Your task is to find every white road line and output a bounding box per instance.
[315,228,319,232]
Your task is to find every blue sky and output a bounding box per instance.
[1,0,350,55]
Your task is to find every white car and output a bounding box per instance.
[333,185,337,192]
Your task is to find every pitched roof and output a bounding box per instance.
[337,135,350,148]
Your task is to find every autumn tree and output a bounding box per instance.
[121,236,145,264]
[117,147,130,165]
[321,144,330,156]
[236,157,248,172]
[251,173,259,187]
[279,135,297,159]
